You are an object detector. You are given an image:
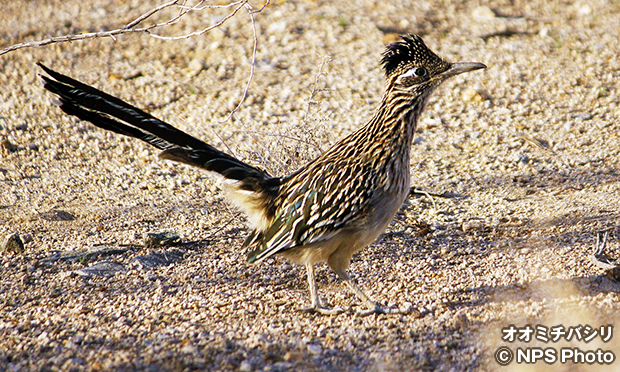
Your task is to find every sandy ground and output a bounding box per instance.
[1,0,620,371]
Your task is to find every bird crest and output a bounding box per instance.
[381,34,447,77]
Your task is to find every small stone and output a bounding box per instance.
[37,331,50,343]
[569,155,590,166]
[144,231,181,248]
[189,58,206,73]
[180,342,199,355]
[453,309,469,329]
[412,220,433,237]
[245,334,268,349]
[39,209,76,221]
[2,233,25,254]
[577,3,592,15]
[539,27,550,37]
[21,233,33,244]
[472,5,495,19]
[1,138,18,153]
[462,220,485,232]
[28,143,39,151]
[513,153,530,164]
[570,112,593,120]
[239,361,253,372]
[307,344,322,355]
[461,89,484,103]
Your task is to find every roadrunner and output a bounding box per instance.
[39,35,485,315]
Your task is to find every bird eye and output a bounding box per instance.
[401,66,428,79]
[413,67,427,77]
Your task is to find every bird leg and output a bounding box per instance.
[301,263,344,315]
[333,269,414,316]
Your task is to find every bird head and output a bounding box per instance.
[381,35,486,93]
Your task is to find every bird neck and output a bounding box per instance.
[316,85,433,172]
[360,86,432,155]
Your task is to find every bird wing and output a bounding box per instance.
[246,161,376,263]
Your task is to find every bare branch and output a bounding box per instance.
[250,0,271,14]
[300,55,332,151]
[218,2,258,123]
[1,0,274,169]
[1,1,175,56]
[146,1,248,41]
[0,0,267,56]
[211,1,287,173]
[303,55,332,123]
[123,0,182,30]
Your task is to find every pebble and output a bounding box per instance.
[570,112,593,120]
[144,232,181,248]
[239,361,253,372]
[307,344,322,355]
[21,233,33,244]
[577,3,592,15]
[513,153,530,165]
[453,309,470,329]
[471,5,495,19]
[1,233,24,254]
[460,89,484,103]
[180,342,199,355]
[462,220,485,232]
[1,138,18,153]
[189,58,206,74]
[39,209,76,221]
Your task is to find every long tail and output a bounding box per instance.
[38,63,278,194]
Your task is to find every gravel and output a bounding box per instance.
[1,0,620,371]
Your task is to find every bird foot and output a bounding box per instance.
[300,305,345,315]
[356,304,419,317]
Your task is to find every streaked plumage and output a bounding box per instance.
[39,35,485,315]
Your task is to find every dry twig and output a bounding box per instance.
[300,55,333,152]
[2,0,271,157]
[0,0,269,56]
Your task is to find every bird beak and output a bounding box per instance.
[442,62,487,78]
